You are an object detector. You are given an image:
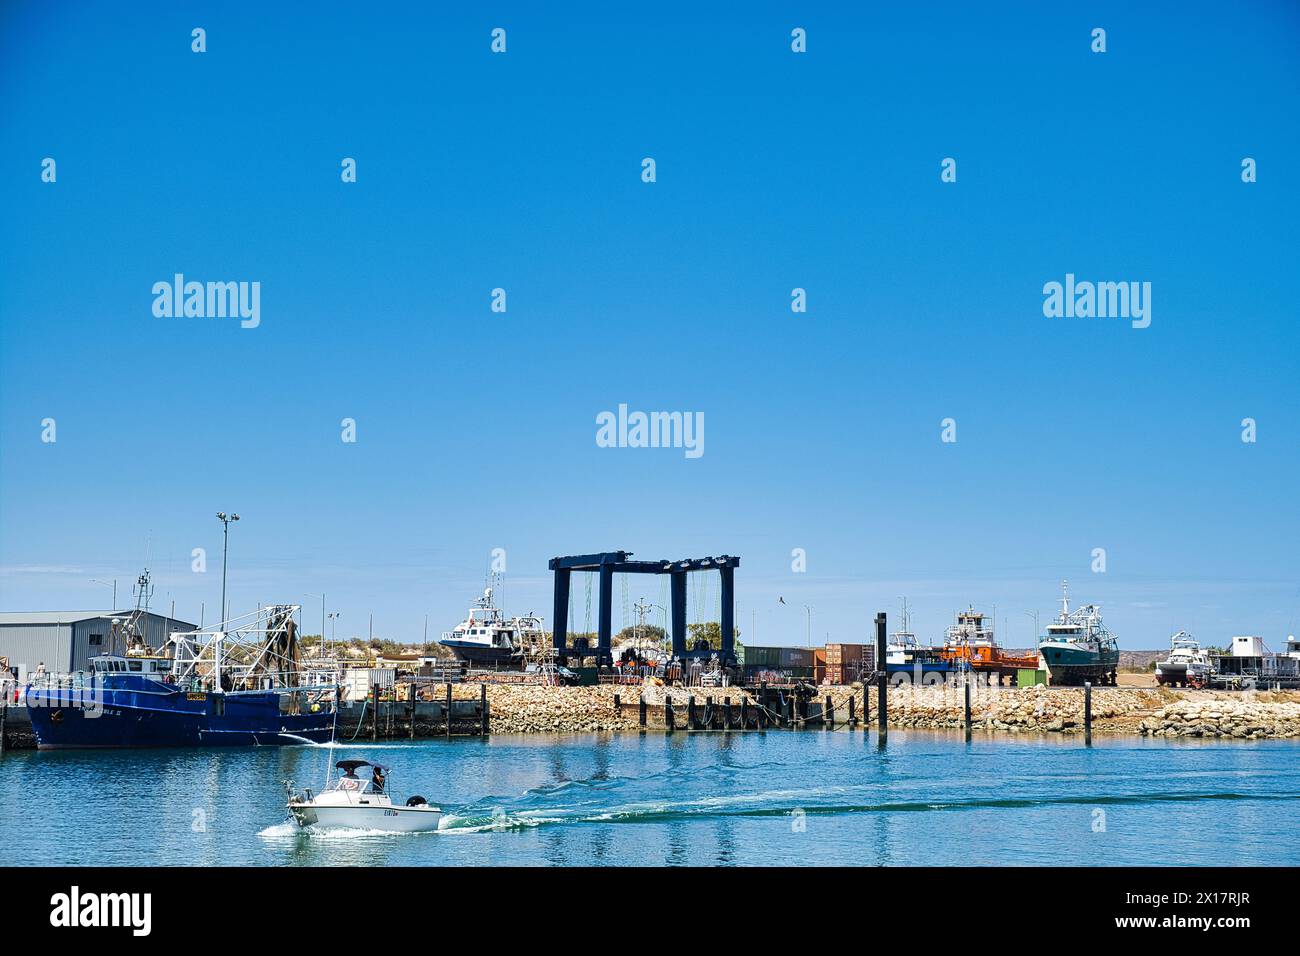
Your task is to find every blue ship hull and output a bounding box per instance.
[26,681,336,750]
[886,660,959,684]
[438,639,520,667]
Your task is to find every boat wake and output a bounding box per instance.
[435,787,1300,834]
[257,820,437,840]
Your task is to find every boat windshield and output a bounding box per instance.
[335,775,370,793]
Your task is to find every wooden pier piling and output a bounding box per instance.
[371,684,379,742]
[0,703,7,755]
[445,683,453,740]
[1084,681,1092,746]
[639,694,647,730]
[825,694,834,730]
[876,612,888,744]
[687,695,696,731]
[664,696,674,734]
[964,677,972,742]
[848,693,855,728]
[480,683,488,737]
[408,683,416,739]
[723,696,732,731]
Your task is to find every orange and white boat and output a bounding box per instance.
[938,607,1038,682]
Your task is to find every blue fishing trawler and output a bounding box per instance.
[26,582,339,749]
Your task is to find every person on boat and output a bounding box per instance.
[371,765,386,794]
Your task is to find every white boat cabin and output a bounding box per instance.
[90,654,174,676]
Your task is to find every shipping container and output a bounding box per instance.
[825,643,868,665]
[739,645,782,668]
[780,647,814,668]
[1016,668,1048,688]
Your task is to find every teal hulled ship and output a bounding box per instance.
[1037,581,1119,686]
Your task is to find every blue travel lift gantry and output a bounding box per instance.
[549,551,740,666]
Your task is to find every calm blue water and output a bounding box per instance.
[1,731,1296,866]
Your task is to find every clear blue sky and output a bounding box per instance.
[2,2,1297,650]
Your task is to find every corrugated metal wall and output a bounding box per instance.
[0,623,75,676]
[0,613,196,675]
[70,614,196,671]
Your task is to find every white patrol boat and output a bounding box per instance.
[1154,631,1212,687]
[286,759,443,832]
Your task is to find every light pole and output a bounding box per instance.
[91,578,117,608]
[803,605,813,648]
[1023,609,1039,644]
[216,512,240,627]
[328,612,341,652]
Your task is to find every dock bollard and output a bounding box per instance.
[1084,681,1092,746]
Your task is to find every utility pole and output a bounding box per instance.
[803,605,813,647]
[215,512,240,628]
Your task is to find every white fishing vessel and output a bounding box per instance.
[286,760,442,832]
[885,599,920,665]
[438,574,544,667]
[1154,631,1212,687]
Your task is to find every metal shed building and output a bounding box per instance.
[0,610,197,680]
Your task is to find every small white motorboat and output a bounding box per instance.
[286,759,442,832]
[1155,631,1212,688]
